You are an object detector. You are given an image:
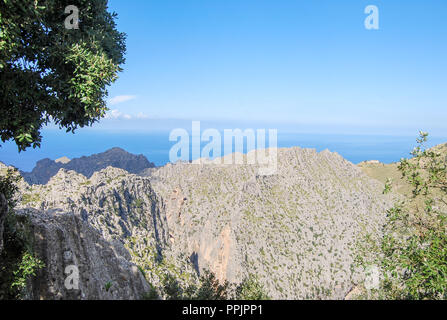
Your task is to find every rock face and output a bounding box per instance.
[21,148,155,185]
[10,147,396,300]
[150,148,395,299]
[55,157,71,164]
[20,208,150,300]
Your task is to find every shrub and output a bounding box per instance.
[360,132,447,299]
[11,251,45,292]
[0,167,44,299]
[236,274,270,300]
[142,283,160,300]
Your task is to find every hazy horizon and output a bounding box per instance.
[2,127,447,172]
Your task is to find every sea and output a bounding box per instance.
[1,129,446,172]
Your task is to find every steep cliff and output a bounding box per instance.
[19,208,150,300]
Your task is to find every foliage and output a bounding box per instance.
[0,168,21,208]
[11,251,45,292]
[131,252,270,301]
[142,283,160,300]
[162,273,184,300]
[1,167,44,300]
[383,178,393,195]
[0,0,126,151]
[360,132,447,299]
[160,271,269,300]
[192,271,232,300]
[398,132,447,197]
[380,205,447,299]
[104,281,113,292]
[235,274,270,300]
[159,271,230,300]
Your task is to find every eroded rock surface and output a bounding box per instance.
[20,209,150,300]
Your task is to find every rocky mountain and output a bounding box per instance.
[1,147,397,300]
[20,147,155,185]
[150,148,396,299]
[18,208,150,300]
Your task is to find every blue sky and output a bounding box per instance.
[2,0,447,170]
[99,0,447,135]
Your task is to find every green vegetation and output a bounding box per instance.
[134,198,144,208]
[0,168,20,208]
[0,169,44,299]
[161,271,269,301]
[0,0,126,151]
[125,235,269,300]
[383,178,393,195]
[188,271,232,300]
[358,132,447,299]
[11,251,45,292]
[21,193,41,205]
[142,283,160,300]
[235,274,270,300]
[104,281,113,292]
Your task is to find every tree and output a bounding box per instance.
[0,0,126,151]
[193,271,232,300]
[236,274,270,300]
[358,132,447,299]
[381,132,447,299]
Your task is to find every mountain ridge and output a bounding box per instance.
[20,147,155,185]
[1,146,398,299]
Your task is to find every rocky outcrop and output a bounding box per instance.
[55,157,70,164]
[21,148,155,185]
[19,208,150,300]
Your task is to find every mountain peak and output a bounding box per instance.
[55,156,71,164]
[21,148,155,185]
[105,147,127,153]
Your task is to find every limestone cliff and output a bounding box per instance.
[20,208,150,300]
